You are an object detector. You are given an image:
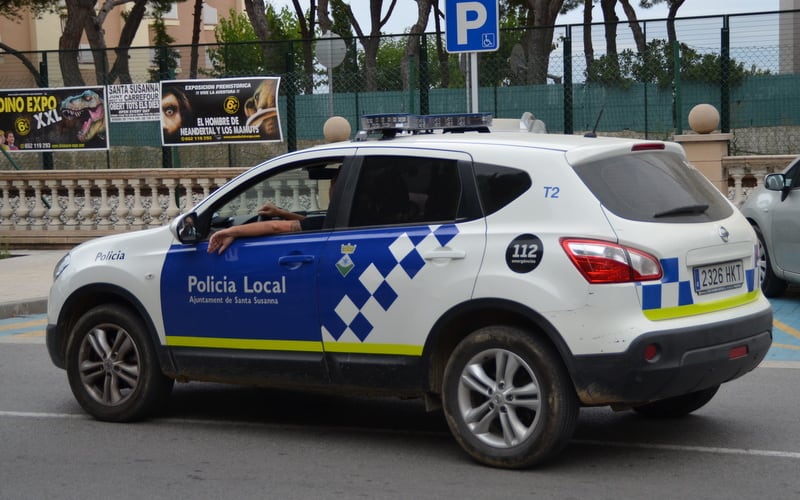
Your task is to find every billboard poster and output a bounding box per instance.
[107,83,160,123]
[160,77,282,146]
[0,86,109,152]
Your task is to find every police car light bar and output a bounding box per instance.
[360,113,493,138]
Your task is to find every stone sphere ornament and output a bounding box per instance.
[688,104,720,134]
[323,116,351,142]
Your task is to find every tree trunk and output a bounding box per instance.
[243,0,274,69]
[59,0,95,86]
[294,0,317,94]
[190,0,203,79]
[402,0,433,91]
[432,0,448,88]
[82,11,109,85]
[524,0,565,85]
[600,0,620,80]
[666,0,685,46]
[340,0,397,92]
[619,0,646,53]
[582,0,593,73]
[107,0,149,84]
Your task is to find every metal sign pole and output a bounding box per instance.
[471,52,479,113]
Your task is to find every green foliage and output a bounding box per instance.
[0,0,60,21]
[204,9,263,77]
[0,237,9,259]
[147,4,181,82]
[585,39,770,88]
[205,5,303,79]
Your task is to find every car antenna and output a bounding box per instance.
[584,93,607,138]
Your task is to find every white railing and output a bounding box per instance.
[0,168,247,246]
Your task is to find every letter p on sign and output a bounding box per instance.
[445,0,499,53]
[456,2,486,44]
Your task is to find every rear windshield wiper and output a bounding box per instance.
[653,204,709,218]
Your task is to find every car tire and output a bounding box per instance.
[753,225,787,297]
[441,326,579,469]
[632,385,719,418]
[66,304,173,422]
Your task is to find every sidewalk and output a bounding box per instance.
[0,249,68,318]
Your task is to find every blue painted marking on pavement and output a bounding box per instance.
[0,314,47,337]
[767,292,800,362]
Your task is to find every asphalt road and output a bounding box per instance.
[1,341,799,500]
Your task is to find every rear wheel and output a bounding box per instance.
[633,385,719,418]
[754,225,787,297]
[66,304,173,422]
[441,326,579,469]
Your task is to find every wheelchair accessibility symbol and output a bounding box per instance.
[482,33,496,49]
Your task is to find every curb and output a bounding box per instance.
[0,298,48,319]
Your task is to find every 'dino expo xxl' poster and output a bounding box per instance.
[0,86,108,152]
[160,77,282,146]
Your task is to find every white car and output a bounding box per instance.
[740,156,800,297]
[47,113,772,469]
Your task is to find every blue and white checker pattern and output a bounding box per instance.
[321,224,460,343]
[639,257,756,311]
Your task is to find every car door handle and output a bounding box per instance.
[422,248,466,260]
[278,255,315,268]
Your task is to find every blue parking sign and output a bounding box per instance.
[445,0,500,53]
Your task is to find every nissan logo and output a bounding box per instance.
[718,226,730,242]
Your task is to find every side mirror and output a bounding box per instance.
[176,212,200,244]
[764,173,786,191]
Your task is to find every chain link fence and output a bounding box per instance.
[0,10,798,170]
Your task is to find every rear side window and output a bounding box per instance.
[572,152,733,222]
[474,163,532,216]
[348,156,461,227]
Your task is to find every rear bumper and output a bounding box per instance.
[571,307,773,406]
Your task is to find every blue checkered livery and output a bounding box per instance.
[321,224,460,342]
[639,257,757,311]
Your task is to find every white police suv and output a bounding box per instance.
[47,113,772,468]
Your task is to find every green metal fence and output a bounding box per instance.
[1,10,798,169]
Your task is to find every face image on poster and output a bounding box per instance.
[0,86,108,152]
[160,77,282,146]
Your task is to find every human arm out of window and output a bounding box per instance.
[207,220,302,254]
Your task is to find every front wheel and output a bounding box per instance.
[66,304,173,422]
[441,326,579,469]
[633,385,720,418]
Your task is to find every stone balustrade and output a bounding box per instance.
[0,154,796,248]
[0,168,247,248]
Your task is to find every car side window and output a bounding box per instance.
[786,161,800,189]
[474,163,532,216]
[348,156,461,227]
[209,160,340,232]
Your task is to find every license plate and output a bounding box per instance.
[692,260,744,295]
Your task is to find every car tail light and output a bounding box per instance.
[560,238,662,284]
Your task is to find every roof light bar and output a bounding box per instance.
[360,113,493,138]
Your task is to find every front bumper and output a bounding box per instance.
[46,323,66,370]
[570,307,773,406]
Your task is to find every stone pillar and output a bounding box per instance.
[674,133,732,194]
[674,103,731,194]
